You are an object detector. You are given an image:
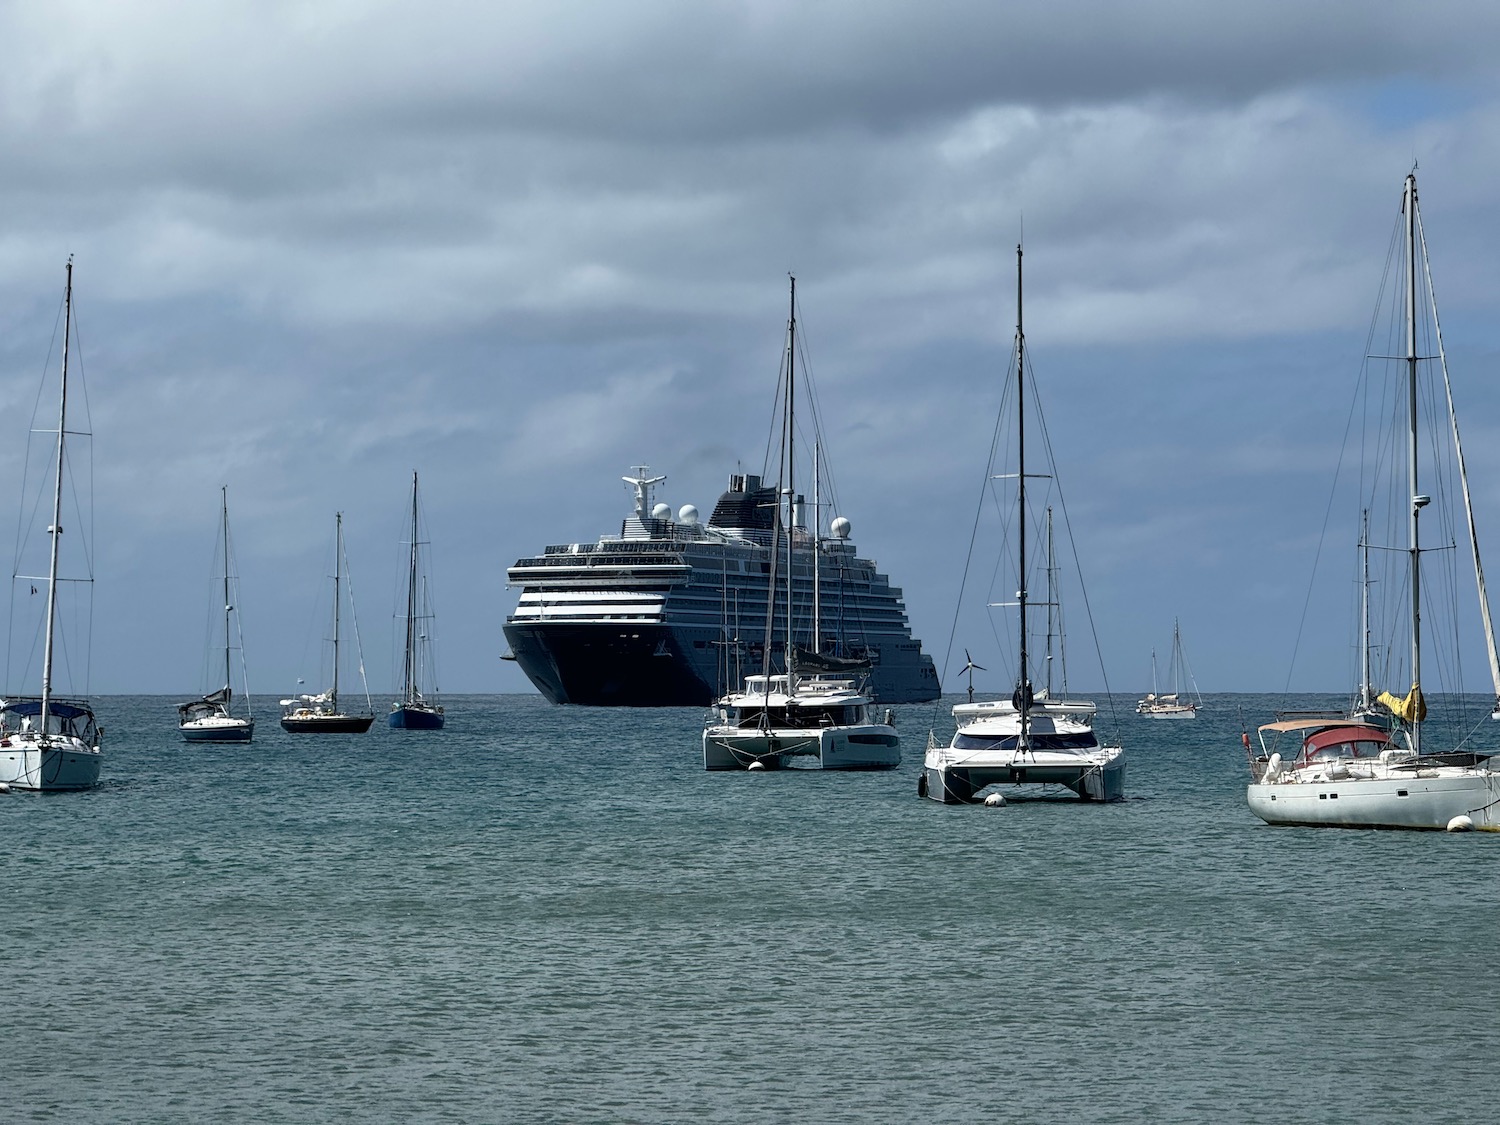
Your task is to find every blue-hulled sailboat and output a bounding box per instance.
[389,472,444,730]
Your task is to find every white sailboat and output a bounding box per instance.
[0,259,102,791]
[1136,620,1200,718]
[389,472,444,730]
[922,245,1124,804]
[281,513,375,733]
[178,487,255,742]
[703,277,899,771]
[1247,172,1500,830]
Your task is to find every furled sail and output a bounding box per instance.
[1377,684,1427,724]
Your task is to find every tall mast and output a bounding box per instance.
[784,275,796,688]
[404,472,420,701]
[1359,509,1372,713]
[40,258,73,735]
[221,486,233,695]
[1015,244,1031,743]
[1171,618,1183,695]
[333,512,343,709]
[813,440,821,655]
[1404,173,1424,754]
[1044,506,1055,697]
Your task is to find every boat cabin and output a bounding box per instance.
[717,673,871,728]
[0,698,99,743]
[1294,724,1394,768]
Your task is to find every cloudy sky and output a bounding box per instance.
[4,0,1500,699]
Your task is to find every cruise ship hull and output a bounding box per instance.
[505,620,938,707]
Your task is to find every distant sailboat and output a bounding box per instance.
[0,259,103,791]
[281,513,374,734]
[389,472,444,730]
[178,487,255,742]
[1136,620,1200,719]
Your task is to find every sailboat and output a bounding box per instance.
[702,277,900,771]
[389,472,444,730]
[280,513,375,733]
[0,259,103,791]
[178,487,255,742]
[921,246,1125,804]
[1136,620,1200,718]
[1246,173,1500,830]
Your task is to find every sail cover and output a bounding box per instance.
[790,644,870,673]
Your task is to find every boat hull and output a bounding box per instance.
[280,714,374,734]
[179,717,255,742]
[1137,707,1196,719]
[505,620,937,707]
[1248,772,1500,830]
[389,705,444,730]
[0,739,102,791]
[703,725,900,771]
[922,746,1126,804]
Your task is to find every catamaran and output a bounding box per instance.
[702,278,899,771]
[922,246,1124,804]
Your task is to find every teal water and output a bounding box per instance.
[5,694,1500,1123]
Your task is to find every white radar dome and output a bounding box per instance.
[678,504,700,525]
[830,516,852,539]
[652,502,672,519]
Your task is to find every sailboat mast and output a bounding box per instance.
[405,472,420,701]
[784,275,796,687]
[40,258,73,735]
[1045,506,1055,697]
[1360,509,1372,713]
[221,486,233,695]
[1404,174,1423,754]
[333,513,343,709]
[1015,244,1031,741]
[813,440,821,656]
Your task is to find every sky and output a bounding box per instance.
[4,0,1500,698]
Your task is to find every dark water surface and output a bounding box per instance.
[5,693,1499,1122]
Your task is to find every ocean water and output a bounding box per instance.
[5,693,1500,1123]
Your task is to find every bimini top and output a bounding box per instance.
[1,697,94,720]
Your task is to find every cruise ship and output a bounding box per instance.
[504,469,940,706]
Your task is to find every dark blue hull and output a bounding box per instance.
[389,705,445,730]
[503,621,940,707]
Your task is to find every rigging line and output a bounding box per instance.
[928,344,1017,735]
[1418,209,1500,703]
[1281,208,1405,707]
[340,531,373,714]
[1023,350,1118,727]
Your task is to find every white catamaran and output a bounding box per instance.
[0,259,103,791]
[178,487,255,742]
[1246,173,1500,830]
[702,277,900,771]
[922,245,1124,804]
